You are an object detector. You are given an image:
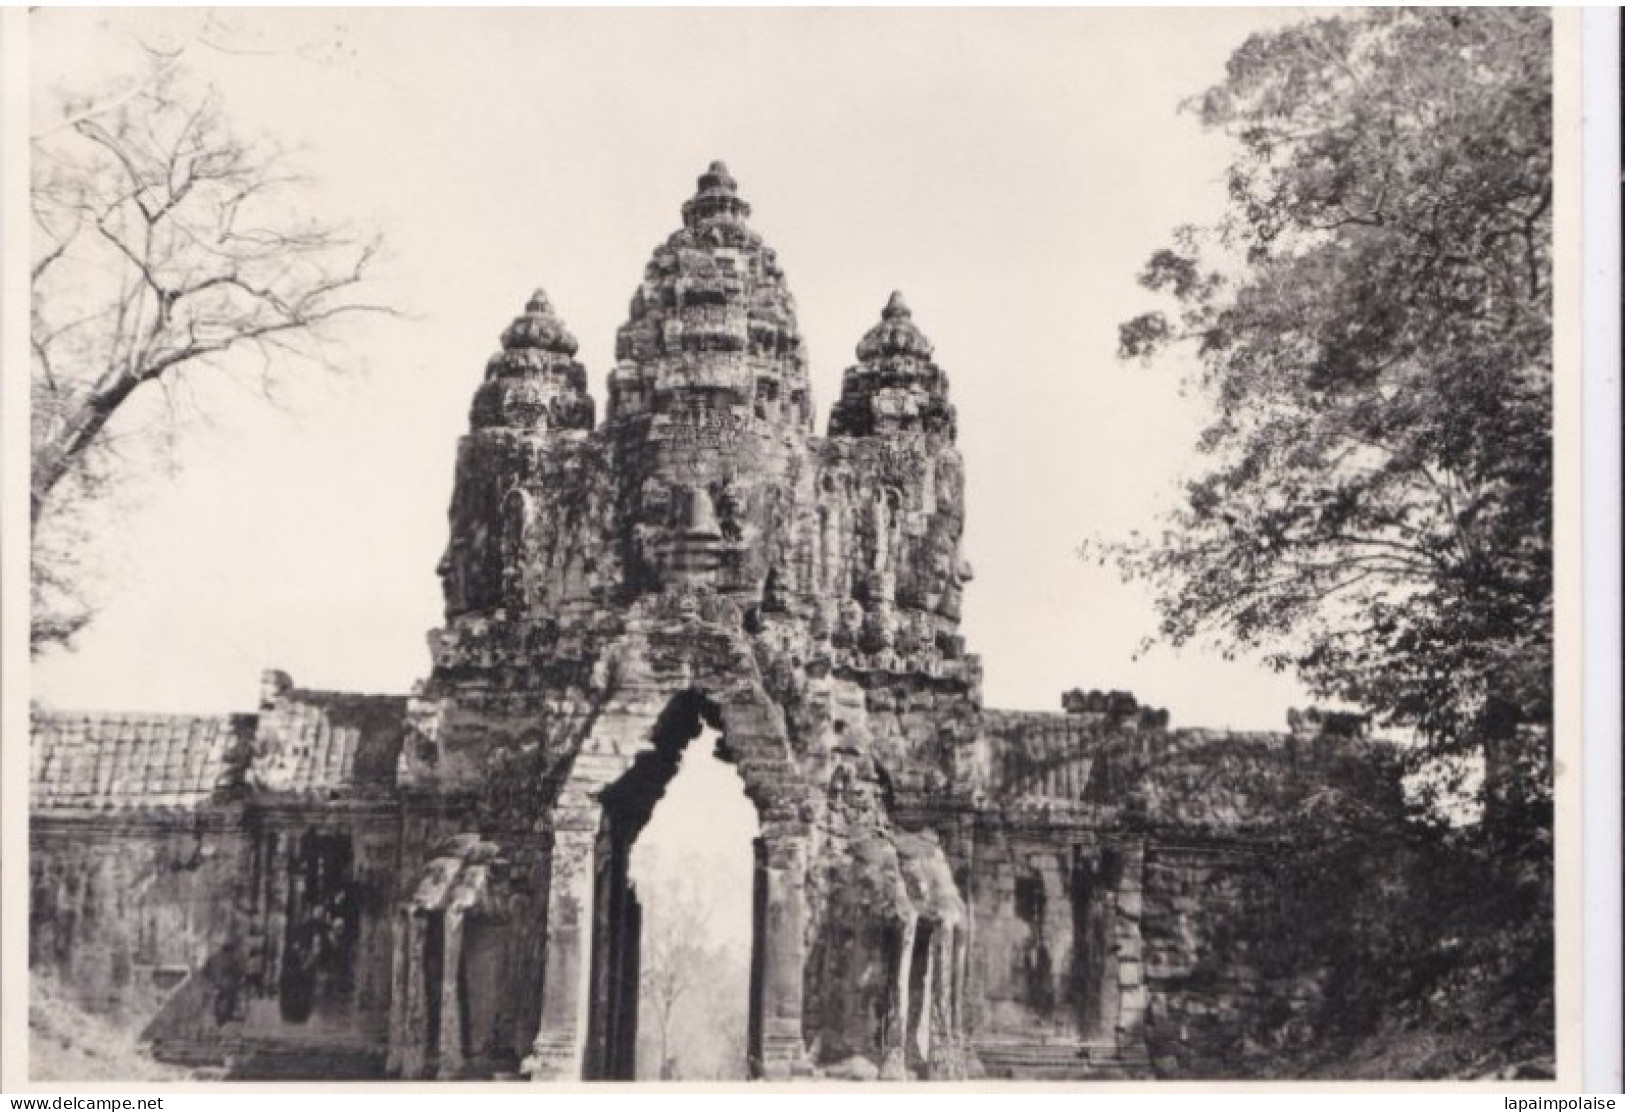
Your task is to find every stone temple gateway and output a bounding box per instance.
[30,164,1396,1082]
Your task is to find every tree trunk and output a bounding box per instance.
[31,372,142,526]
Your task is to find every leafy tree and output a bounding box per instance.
[1108,9,1552,817]
[1227,784,1554,1078]
[30,47,389,651]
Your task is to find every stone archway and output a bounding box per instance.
[587,690,732,1081]
[524,673,811,1082]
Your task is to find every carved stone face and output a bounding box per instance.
[602,170,817,595]
[436,542,464,613]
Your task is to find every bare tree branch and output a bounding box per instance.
[29,49,394,652]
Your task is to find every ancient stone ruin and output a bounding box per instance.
[30,163,1399,1081]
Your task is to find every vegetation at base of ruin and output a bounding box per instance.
[1191,781,1553,1079]
[1104,7,1553,1077]
[1288,819,1552,1080]
[1103,7,1552,817]
[30,39,391,654]
[29,972,189,1082]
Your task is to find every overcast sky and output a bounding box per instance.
[29,8,1312,734]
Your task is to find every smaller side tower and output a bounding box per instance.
[469,289,595,435]
[815,293,973,675]
[437,289,597,619]
[827,292,956,441]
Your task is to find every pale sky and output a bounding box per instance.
[29,8,1312,732]
[629,727,758,951]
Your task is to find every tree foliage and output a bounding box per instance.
[30,49,389,652]
[1109,9,1552,805]
[1173,785,1554,1078]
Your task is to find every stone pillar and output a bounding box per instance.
[437,906,468,1079]
[916,927,936,1064]
[882,913,918,1080]
[615,891,642,1080]
[385,910,419,1078]
[942,814,979,1051]
[754,828,812,1079]
[951,923,968,1046]
[586,830,640,1081]
[1113,839,1149,1065]
[583,829,614,1081]
[524,824,597,1080]
[927,927,968,1078]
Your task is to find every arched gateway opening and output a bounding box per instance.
[584,691,763,1080]
[527,682,811,1082]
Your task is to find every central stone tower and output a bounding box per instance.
[606,160,813,588]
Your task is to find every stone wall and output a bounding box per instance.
[29,692,1397,1081]
[1138,840,1320,1077]
[961,824,1146,1079]
[30,815,253,1023]
[961,711,1402,1079]
[30,689,412,1076]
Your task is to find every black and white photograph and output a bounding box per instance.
[5,6,1588,1090]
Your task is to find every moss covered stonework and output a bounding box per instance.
[30,164,1400,1082]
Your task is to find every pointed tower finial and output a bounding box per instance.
[682,159,751,227]
[469,286,595,432]
[500,287,578,357]
[829,293,955,441]
[856,291,934,362]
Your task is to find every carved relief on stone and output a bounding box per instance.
[498,486,535,610]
